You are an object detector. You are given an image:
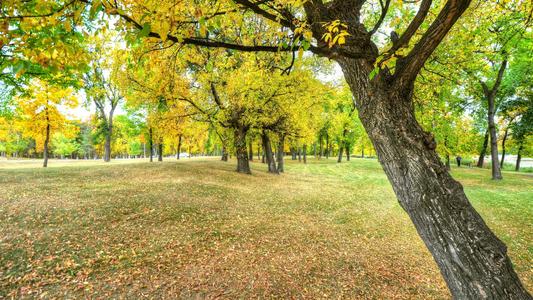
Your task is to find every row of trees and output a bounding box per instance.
[1,0,532,297]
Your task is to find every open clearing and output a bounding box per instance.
[1,158,531,299]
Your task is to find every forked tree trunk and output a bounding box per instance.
[277,133,285,173]
[341,62,529,298]
[477,130,489,168]
[261,131,277,174]
[234,126,251,174]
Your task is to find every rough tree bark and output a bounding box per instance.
[234,126,251,174]
[477,130,489,168]
[261,131,278,174]
[307,0,530,295]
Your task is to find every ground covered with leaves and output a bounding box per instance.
[1,158,531,299]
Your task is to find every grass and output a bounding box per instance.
[0,157,531,299]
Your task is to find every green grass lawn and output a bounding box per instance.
[1,158,531,299]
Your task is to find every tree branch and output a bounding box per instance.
[370,0,391,35]
[393,0,471,86]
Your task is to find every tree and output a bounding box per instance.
[83,36,124,162]
[16,79,77,167]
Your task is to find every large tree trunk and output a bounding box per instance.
[234,126,251,174]
[487,95,502,180]
[277,133,285,173]
[261,131,277,174]
[340,61,529,298]
[477,130,489,168]
[500,126,509,169]
[148,127,153,163]
[515,142,523,172]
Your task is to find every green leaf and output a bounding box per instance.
[139,23,151,38]
[369,67,379,80]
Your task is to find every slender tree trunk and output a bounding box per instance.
[298,147,302,162]
[477,130,489,168]
[325,134,330,159]
[319,135,323,159]
[177,135,182,160]
[500,126,509,169]
[346,144,351,161]
[104,116,113,163]
[277,133,285,173]
[303,144,307,164]
[43,113,50,168]
[340,62,529,298]
[515,142,523,172]
[361,146,365,158]
[158,142,163,162]
[248,140,254,161]
[221,144,228,161]
[487,95,502,180]
[149,127,153,163]
[261,131,277,174]
[337,143,344,163]
[234,126,251,174]
[257,142,261,160]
